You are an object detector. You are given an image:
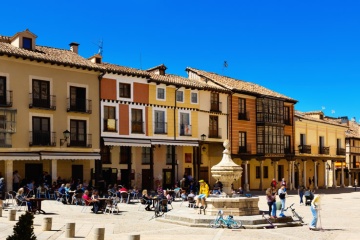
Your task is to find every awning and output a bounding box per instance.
[151,139,199,147]
[103,137,151,147]
[40,152,101,160]
[0,152,40,161]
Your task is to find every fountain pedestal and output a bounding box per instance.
[206,140,259,216]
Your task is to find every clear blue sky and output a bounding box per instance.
[2,1,360,121]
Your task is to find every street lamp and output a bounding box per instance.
[201,134,206,141]
[326,163,331,189]
[60,130,70,146]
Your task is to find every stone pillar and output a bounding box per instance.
[332,161,337,188]
[291,161,295,190]
[42,218,52,231]
[259,160,263,190]
[8,209,16,221]
[288,161,292,190]
[349,172,352,187]
[93,228,105,240]
[274,161,278,183]
[0,206,2,217]
[5,160,13,192]
[51,159,58,183]
[303,160,307,188]
[341,161,345,187]
[314,161,318,189]
[244,161,249,192]
[66,223,75,238]
[323,161,327,189]
[129,234,140,240]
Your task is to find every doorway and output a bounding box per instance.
[72,165,83,183]
[142,169,151,191]
[25,164,43,185]
[162,169,172,189]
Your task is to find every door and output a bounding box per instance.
[120,169,130,187]
[0,77,6,105]
[180,113,190,136]
[162,169,172,189]
[199,167,209,183]
[209,116,218,138]
[131,109,143,133]
[154,110,165,134]
[72,165,83,183]
[142,169,151,191]
[25,164,43,185]
[70,87,86,112]
[32,117,50,146]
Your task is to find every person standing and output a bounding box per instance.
[194,180,209,209]
[265,188,275,218]
[298,184,305,205]
[271,178,277,188]
[309,194,321,230]
[278,184,286,217]
[13,170,21,192]
[355,179,358,192]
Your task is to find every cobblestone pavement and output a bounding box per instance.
[0,188,358,240]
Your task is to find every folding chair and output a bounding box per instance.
[104,197,120,214]
[187,196,196,208]
[4,191,16,207]
[55,191,65,203]
[37,189,47,199]
[120,192,130,204]
[72,193,84,205]
[48,190,56,200]
[81,199,94,213]
[15,196,28,212]
[138,197,149,211]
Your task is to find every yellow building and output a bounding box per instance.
[0,30,102,191]
[294,111,347,189]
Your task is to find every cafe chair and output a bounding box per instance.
[15,196,28,212]
[104,198,120,214]
[120,192,130,204]
[187,196,196,208]
[55,191,66,203]
[81,199,94,213]
[4,191,16,207]
[37,188,47,199]
[72,193,84,205]
[138,197,149,211]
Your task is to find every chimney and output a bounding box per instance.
[69,42,80,54]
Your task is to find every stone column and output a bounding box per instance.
[303,160,307,188]
[259,160,263,190]
[244,161,249,192]
[323,161,327,189]
[5,160,13,192]
[314,161,318,189]
[349,172,352,187]
[332,161,337,188]
[51,159,58,183]
[274,161,278,183]
[341,161,345,187]
[291,161,295,190]
[288,161,292,190]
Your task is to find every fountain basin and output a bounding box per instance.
[205,196,260,216]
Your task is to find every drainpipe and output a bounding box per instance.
[96,71,106,188]
[172,87,180,187]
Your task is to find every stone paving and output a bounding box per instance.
[0,188,359,240]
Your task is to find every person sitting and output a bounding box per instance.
[156,185,163,195]
[194,180,209,209]
[16,188,32,212]
[187,190,196,207]
[180,190,187,201]
[91,190,102,213]
[213,180,221,194]
[82,190,91,205]
[237,187,244,195]
[142,189,152,211]
[119,185,128,193]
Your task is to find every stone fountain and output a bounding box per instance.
[205,140,260,216]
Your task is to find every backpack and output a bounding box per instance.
[279,193,286,199]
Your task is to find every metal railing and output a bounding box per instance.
[336,148,346,155]
[0,90,13,107]
[29,131,56,146]
[131,121,144,134]
[319,146,330,155]
[180,124,192,136]
[299,144,311,154]
[69,133,92,148]
[210,101,222,112]
[29,93,56,110]
[103,119,118,132]
[154,122,167,134]
[238,143,251,154]
[208,128,222,138]
[67,98,92,113]
[238,111,250,121]
[0,133,12,147]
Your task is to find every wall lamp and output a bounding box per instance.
[60,130,70,146]
[201,134,206,141]
[202,145,206,152]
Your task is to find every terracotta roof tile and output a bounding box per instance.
[295,111,348,128]
[99,63,149,77]
[186,67,297,102]
[0,35,103,71]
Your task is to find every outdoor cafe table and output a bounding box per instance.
[28,198,47,214]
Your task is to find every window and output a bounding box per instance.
[70,119,86,147]
[256,98,284,123]
[300,134,306,145]
[284,135,291,154]
[264,166,269,178]
[238,131,247,153]
[69,86,88,112]
[32,117,50,146]
[142,147,151,164]
[104,106,116,132]
[209,116,219,138]
[191,92,198,104]
[157,88,165,100]
[277,165,284,181]
[0,76,7,106]
[23,37,32,50]
[100,145,111,164]
[154,110,166,134]
[284,106,290,125]
[119,83,131,98]
[256,166,260,178]
[180,112,191,136]
[166,146,175,165]
[120,146,131,164]
[210,92,220,111]
[176,91,183,102]
[257,125,284,154]
[131,109,143,133]
[32,79,50,108]
[238,98,247,120]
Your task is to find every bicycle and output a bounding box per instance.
[209,210,242,229]
[284,203,304,223]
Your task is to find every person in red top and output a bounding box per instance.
[119,186,128,193]
[271,178,277,188]
[82,190,91,205]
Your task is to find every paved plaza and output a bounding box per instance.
[0,188,358,240]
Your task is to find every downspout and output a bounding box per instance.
[172,87,180,187]
[97,71,106,188]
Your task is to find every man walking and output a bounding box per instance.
[278,184,286,217]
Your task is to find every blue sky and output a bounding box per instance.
[2,1,360,121]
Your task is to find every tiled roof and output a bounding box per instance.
[347,121,360,138]
[0,36,103,71]
[295,111,348,128]
[99,63,149,78]
[186,67,297,102]
[147,64,167,71]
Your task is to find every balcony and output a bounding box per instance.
[0,133,12,147]
[238,143,251,154]
[67,98,92,113]
[131,121,144,134]
[69,133,92,148]
[336,148,346,155]
[319,146,330,155]
[210,101,222,112]
[299,145,311,154]
[284,147,292,154]
[29,131,56,146]
[0,90,13,107]
[103,119,118,132]
[350,146,360,154]
[154,122,167,134]
[29,93,56,110]
[208,128,222,138]
[238,111,250,121]
[180,124,192,136]
[284,118,292,125]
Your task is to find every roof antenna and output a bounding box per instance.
[97,39,103,56]
[223,60,228,73]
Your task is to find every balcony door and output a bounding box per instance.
[70,86,86,112]
[131,109,143,133]
[33,79,50,108]
[210,92,219,111]
[32,117,50,146]
[70,119,86,146]
[209,116,218,138]
[180,112,190,136]
[154,110,165,134]
[0,77,6,105]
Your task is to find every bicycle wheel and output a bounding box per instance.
[228,220,242,229]
[209,220,222,228]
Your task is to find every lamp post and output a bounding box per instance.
[199,134,206,180]
[326,163,331,189]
